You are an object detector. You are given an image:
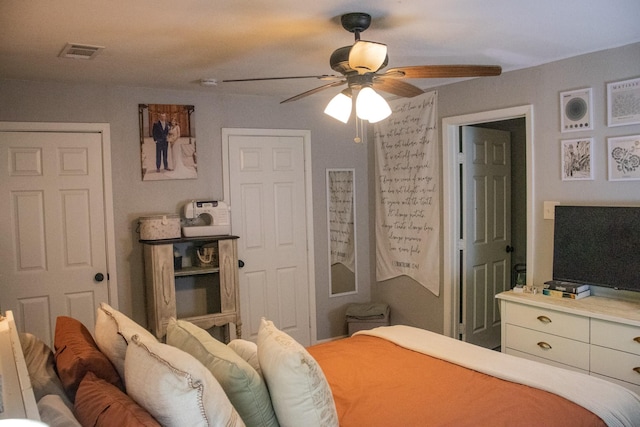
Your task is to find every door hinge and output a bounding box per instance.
[458,323,465,336]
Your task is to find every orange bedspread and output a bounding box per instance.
[308,335,605,427]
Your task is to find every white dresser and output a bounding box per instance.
[497,291,640,394]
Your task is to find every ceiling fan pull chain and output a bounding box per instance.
[354,117,361,143]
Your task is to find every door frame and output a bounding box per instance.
[221,128,317,343]
[441,106,533,338]
[0,121,118,307]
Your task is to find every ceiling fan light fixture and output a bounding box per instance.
[349,40,388,74]
[324,90,352,123]
[356,87,391,123]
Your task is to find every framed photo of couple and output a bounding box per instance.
[138,104,197,181]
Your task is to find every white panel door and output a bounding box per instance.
[227,133,311,345]
[462,126,511,349]
[0,130,109,346]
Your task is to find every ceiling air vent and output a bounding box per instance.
[58,43,104,60]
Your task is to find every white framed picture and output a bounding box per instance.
[560,88,593,133]
[607,135,640,181]
[561,138,593,181]
[607,77,640,127]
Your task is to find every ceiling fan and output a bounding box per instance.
[223,12,502,123]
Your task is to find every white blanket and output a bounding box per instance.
[357,325,640,427]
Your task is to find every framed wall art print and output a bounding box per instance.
[607,77,640,127]
[607,134,640,181]
[560,88,593,133]
[561,138,593,181]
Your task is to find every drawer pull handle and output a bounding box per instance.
[634,337,640,344]
[537,315,552,324]
[634,367,640,375]
[537,341,552,350]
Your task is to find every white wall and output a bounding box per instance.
[0,81,372,340]
[373,42,640,333]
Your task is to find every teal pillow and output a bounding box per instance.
[166,318,279,427]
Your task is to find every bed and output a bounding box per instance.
[2,307,640,427]
[307,326,640,427]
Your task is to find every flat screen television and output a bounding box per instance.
[553,205,640,292]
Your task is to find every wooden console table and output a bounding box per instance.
[141,235,241,341]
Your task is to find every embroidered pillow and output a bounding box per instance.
[125,335,245,427]
[94,302,157,381]
[258,318,338,427]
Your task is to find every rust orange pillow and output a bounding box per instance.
[54,316,123,402]
[74,372,160,427]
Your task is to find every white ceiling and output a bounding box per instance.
[2,1,640,105]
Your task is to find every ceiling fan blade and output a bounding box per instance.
[349,40,388,74]
[280,80,347,104]
[384,65,502,79]
[373,78,425,98]
[223,75,342,83]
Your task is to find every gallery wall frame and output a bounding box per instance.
[560,88,593,133]
[607,134,640,181]
[561,137,593,181]
[607,77,640,127]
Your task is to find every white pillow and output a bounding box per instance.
[228,339,262,378]
[258,318,338,427]
[19,332,73,410]
[94,302,157,381]
[125,335,245,427]
[37,394,82,427]
[166,319,279,427]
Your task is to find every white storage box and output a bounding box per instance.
[138,214,181,240]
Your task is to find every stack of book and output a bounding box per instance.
[542,280,591,299]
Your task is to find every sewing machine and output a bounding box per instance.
[181,200,231,237]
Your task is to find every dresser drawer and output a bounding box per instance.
[504,302,589,341]
[591,319,640,355]
[505,348,589,375]
[505,324,590,370]
[591,345,640,386]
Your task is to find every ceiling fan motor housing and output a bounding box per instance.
[347,73,375,90]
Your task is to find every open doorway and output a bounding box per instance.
[442,105,534,345]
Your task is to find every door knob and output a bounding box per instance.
[238,260,245,268]
[94,273,105,282]
[505,245,514,253]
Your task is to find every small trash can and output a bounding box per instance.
[346,303,390,336]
